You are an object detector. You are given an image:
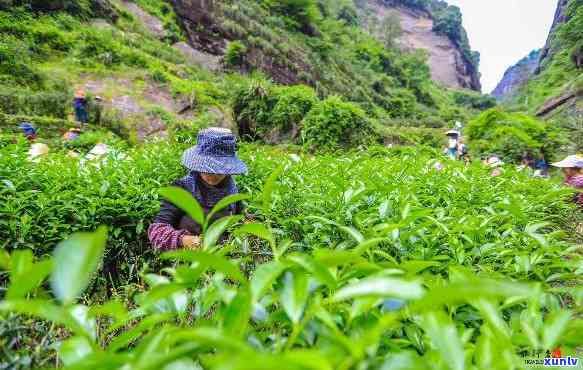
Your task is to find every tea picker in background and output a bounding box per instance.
[73,89,89,126]
[533,149,550,178]
[518,152,535,171]
[551,154,583,207]
[457,138,470,164]
[18,122,37,142]
[445,130,460,160]
[148,128,248,250]
[63,127,81,142]
[486,155,505,177]
[454,121,463,134]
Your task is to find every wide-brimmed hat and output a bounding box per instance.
[551,155,583,169]
[487,156,504,167]
[181,128,247,175]
[19,122,36,135]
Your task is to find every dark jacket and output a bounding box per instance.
[153,177,244,236]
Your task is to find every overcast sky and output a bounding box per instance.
[444,0,558,93]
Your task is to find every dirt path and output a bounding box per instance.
[121,1,166,39]
[173,42,221,71]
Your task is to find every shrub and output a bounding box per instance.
[232,78,275,139]
[266,0,320,35]
[301,95,375,148]
[337,4,359,26]
[466,109,566,161]
[377,125,445,147]
[0,88,69,118]
[270,85,317,132]
[233,79,318,142]
[379,88,417,118]
[63,129,127,152]
[224,40,248,67]
[0,35,44,87]
[453,91,497,110]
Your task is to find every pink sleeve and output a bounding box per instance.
[569,176,583,188]
[148,223,191,251]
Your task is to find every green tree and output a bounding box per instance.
[267,0,320,34]
[378,11,402,49]
[466,109,566,161]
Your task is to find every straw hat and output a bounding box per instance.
[551,155,583,169]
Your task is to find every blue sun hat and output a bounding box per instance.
[181,127,247,175]
[19,122,36,136]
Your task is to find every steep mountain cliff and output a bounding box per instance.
[536,0,573,73]
[360,0,481,91]
[491,50,540,101]
[495,0,582,150]
[170,0,481,92]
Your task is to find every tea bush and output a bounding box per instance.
[0,141,581,369]
[466,109,567,161]
[233,79,319,142]
[0,88,69,118]
[301,96,376,148]
[0,141,184,283]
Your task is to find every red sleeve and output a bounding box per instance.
[148,223,191,251]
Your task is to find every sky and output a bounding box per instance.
[444,0,558,93]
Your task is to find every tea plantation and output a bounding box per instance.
[1,139,582,369]
[1,0,582,369]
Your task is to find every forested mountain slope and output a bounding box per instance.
[494,0,582,150]
[0,0,494,146]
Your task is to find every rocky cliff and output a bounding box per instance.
[491,50,540,101]
[491,0,582,150]
[364,1,481,91]
[494,0,582,115]
[170,0,481,92]
[536,0,571,73]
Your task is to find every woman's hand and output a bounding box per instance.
[182,235,201,250]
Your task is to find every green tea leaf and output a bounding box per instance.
[7,257,52,299]
[420,311,465,370]
[207,194,250,223]
[160,187,205,226]
[250,260,288,301]
[262,165,284,215]
[161,251,244,282]
[281,270,309,325]
[235,223,275,246]
[58,336,94,366]
[542,310,571,349]
[223,286,252,338]
[287,254,336,288]
[51,226,108,304]
[203,215,242,250]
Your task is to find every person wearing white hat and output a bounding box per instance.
[551,155,583,206]
[27,143,49,162]
[445,130,460,160]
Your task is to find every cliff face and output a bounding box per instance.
[491,50,540,101]
[536,0,571,73]
[171,0,481,92]
[494,0,582,116]
[363,1,481,91]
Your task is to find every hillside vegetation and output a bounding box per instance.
[504,0,582,151]
[0,0,496,147]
